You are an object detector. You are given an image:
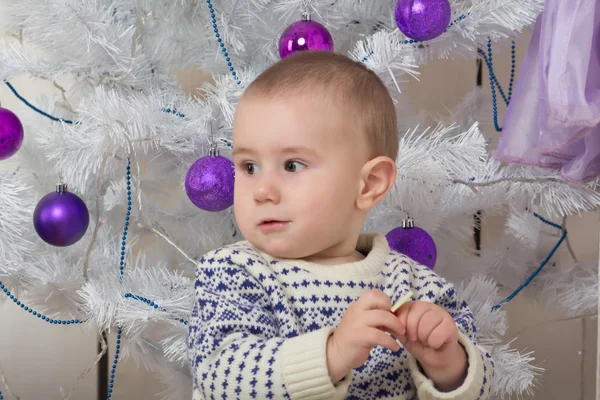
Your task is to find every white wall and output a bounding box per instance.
[0,25,597,400]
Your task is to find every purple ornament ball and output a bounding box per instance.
[33,187,90,247]
[279,19,334,59]
[185,155,234,212]
[386,226,437,269]
[0,107,24,160]
[394,0,451,42]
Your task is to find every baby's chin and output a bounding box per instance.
[249,236,311,260]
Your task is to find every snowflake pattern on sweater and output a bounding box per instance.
[187,234,494,400]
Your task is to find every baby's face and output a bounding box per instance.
[232,93,368,259]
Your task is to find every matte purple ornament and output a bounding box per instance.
[279,13,334,59]
[386,226,437,269]
[0,107,24,160]
[185,154,234,212]
[394,0,451,42]
[33,184,90,247]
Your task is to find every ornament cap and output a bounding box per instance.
[301,11,311,21]
[56,183,68,193]
[209,145,219,157]
[402,217,414,229]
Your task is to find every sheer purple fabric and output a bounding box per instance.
[494,0,600,182]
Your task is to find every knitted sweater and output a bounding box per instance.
[188,234,494,400]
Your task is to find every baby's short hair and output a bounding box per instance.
[244,51,399,161]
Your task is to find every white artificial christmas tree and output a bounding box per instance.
[0,0,597,399]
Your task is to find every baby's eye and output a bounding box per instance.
[242,162,259,175]
[284,160,307,173]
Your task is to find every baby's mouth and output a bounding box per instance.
[258,220,290,233]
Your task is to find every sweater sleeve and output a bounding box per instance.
[406,264,494,400]
[187,249,351,400]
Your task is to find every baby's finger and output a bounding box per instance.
[365,328,401,352]
[365,309,405,337]
[390,290,413,313]
[394,300,414,328]
[357,289,392,311]
[392,330,409,347]
[417,310,444,345]
[406,303,433,342]
[427,318,456,350]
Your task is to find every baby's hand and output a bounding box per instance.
[394,301,467,390]
[327,289,405,383]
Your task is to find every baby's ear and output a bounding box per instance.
[356,156,397,211]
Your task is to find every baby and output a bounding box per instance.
[188,51,493,399]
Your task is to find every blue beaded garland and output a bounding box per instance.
[106,158,132,399]
[119,159,132,280]
[0,281,84,324]
[124,292,189,325]
[205,0,240,85]
[106,158,136,399]
[492,211,566,311]
[480,39,516,132]
[106,329,121,400]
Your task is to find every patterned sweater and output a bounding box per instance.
[188,234,493,400]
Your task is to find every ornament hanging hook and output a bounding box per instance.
[57,170,65,187]
[208,119,219,156]
[209,144,219,157]
[56,182,68,193]
[402,211,414,228]
[301,0,311,20]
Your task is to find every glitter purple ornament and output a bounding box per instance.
[279,12,334,59]
[394,0,451,42]
[386,221,437,269]
[184,149,234,212]
[33,184,90,247]
[0,107,24,160]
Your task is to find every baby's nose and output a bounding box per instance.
[253,180,281,204]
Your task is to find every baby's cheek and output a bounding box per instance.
[233,202,253,234]
[302,197,331,221]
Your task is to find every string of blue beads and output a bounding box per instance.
[161,108,185,118]
[3,81,75,124]
[531,211,562,230]
[507,41,516,101]
[106,328,122,399]
[6,79,189,124]
[206,0,241,85]
[492,211,567,311]
[0,281,84,325]
[120,158,132,280]
[482,39,516,132]
[124,293,189,325]
[107,159,132,399]
[478,50,509,105]
[484,39,516,105]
